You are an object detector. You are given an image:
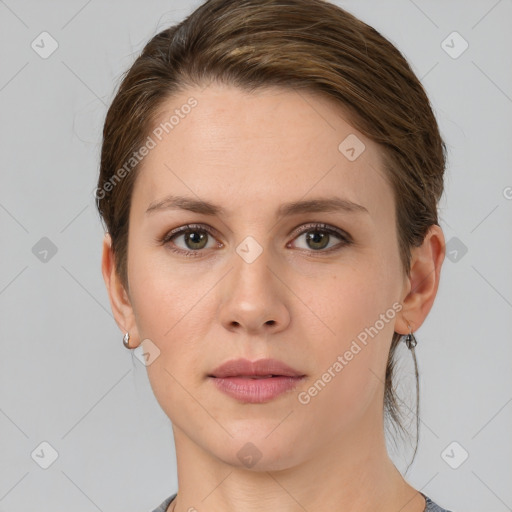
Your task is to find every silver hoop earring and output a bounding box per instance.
[404,325,417,350]
[123,332,131,349]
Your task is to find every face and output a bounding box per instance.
[121,84,409,468]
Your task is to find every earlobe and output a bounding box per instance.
[395,225,446,335]
[101,232,140,346]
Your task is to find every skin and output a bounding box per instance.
[102,83,445,512]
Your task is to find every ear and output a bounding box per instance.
[395,224,445,335]
[101,232,141,347]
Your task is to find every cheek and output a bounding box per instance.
[297,255,402,415]
[127,252,211,419]
[128,243,207,336]
[307,253,400,344]
[127,242,220,368]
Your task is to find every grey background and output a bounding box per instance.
[1,1,511,511]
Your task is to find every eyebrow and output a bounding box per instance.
[145,194,369,217]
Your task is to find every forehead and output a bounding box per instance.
[131,84,393,221]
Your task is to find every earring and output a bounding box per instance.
[122,332,131,349]
[404,325,417,350]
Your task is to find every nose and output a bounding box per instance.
[218,243,291,335]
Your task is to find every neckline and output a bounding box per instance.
[165,491,433,512]
[419,491,432,511]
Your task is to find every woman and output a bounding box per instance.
[96,0,450,510]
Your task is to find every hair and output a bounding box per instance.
[96,0,446,464]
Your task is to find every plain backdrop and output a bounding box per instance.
[1,1,511,511]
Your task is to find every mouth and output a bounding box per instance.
[230,375,279,379]
[208,357,305,379]
[208,358,306,403]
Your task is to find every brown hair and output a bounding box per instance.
[96,0,446,458]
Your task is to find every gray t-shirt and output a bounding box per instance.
[151,491,453,511]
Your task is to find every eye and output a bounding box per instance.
[159,222,352,258]
[288,223,352,253]
[160,224,220,257]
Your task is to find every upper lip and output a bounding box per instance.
[209,358,305,378]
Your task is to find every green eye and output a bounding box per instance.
[162,224,218,256]
[161,222,352,258]
[290,223,351,253]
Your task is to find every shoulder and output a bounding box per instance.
[422,493,454,512]
[150,492,177,512]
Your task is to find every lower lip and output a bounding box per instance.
[210,376,305,403]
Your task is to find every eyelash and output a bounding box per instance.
[158,222,352,258]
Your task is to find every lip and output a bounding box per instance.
[209,358,304,378]
[208,358,306,404]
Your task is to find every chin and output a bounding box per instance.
[207,428,306,472]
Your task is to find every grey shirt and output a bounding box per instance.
[151,491,453,511]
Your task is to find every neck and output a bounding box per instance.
[168,406,425,512]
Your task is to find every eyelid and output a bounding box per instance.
[288,222,352,243]
[162,222,351,245]
[163,223,223,241]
